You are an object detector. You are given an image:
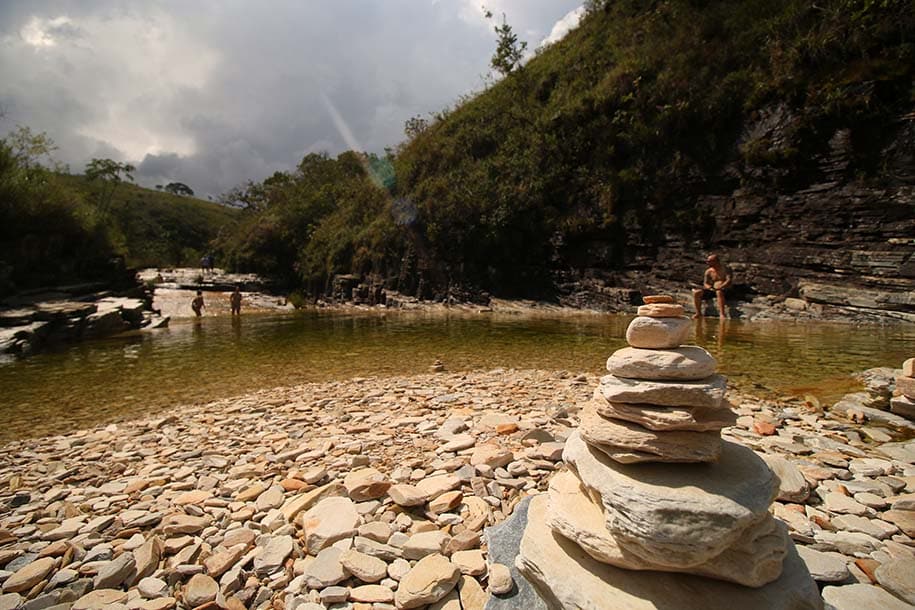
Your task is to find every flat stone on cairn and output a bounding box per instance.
[892,357,915,419]
[504,295,822,608]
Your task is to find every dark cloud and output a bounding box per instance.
[1,1,583,197]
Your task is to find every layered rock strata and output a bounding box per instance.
[513,296,822,608]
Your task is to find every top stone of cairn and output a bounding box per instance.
[626,296,690,349]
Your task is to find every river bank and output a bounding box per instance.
[0,367,912,609]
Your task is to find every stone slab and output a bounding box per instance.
[594,393,736,432]
[483,495,547,610]
[518,494,822,610]
[545,471,787,587]
[579,401,722,463]
[563,431,777,567]
[605,346,717,380]
[597,374,727,409]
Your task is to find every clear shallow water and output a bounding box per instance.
[0,311,912,442]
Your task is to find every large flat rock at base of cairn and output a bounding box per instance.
[606,346,717,380]
[483,495,547,610]
[579,401,722,463]
[598,373,727,408]
[545,471,788,587]
[518,494,823,610]
[563,431,777,568]
[625,316,691,349]
[594,395,737,432]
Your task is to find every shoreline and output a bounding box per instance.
[0,369,912,608]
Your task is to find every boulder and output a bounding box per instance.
[518,494,822,610]
[563,432,777,568]
[545,471,787,587]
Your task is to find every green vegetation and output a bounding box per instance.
[218,0,912,299]
[0,134,114,294]
[0,127,239,295]
[58,174,238,269]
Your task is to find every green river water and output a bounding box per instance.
[0,310,912,443]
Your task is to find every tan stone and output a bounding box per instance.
[340,549,388,583]
[301,496,360,554]
[184,573,218,607]
[344,468,391,502]
[395,553,461,609]
[71,589,129,609]
[429,490,463,514]
[470,444,513,469]
[594,396,735,432]
[546,471,787,587]
[625,316,690,349]
[902,357,914,378]
[519,494,821,610]
[350,584,394,603]
[457,575,488,610]
[173,490,211,506]
[637,303,685,317]
[896,375,915,400]
[388,484,428,507]
[2,557,56,593]
[579,402,722,463]
[415,475,462,500]
[642,295,674,304]
[605,346,717,380]
[597,373,727,408]
[280,482,346,522]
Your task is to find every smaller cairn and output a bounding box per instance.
[430,359,446,373]
[891,357,915,419]
[583,294,735,464]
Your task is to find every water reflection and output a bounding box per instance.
[0,311,911,442]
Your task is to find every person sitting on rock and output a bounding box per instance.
[192,290,205,317]
[692,254,731,319]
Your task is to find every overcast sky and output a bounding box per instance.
[0,1,584,197]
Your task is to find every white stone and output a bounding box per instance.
[625,316,690,349]
[606,346,716,380]
[300,497,359,554]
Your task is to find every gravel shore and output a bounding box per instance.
[0,368,912,609]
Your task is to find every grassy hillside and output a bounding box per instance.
[218,0,914,299]
[59,175,240,269]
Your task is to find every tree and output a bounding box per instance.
[5,125,65,173]
[85,158,135,214]
[164,182,194,196]
[484,8,527,77]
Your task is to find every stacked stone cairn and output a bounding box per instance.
[515,296,824,609]
[890,357,915,419]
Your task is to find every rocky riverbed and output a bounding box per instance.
[0,367,913,610]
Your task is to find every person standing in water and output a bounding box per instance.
[192,290,205,317]
[692,254,731,318]
[230,285,242,316]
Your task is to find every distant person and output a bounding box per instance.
[692,254,731,319]
[230,285,242,316]
[192,290,205,317]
